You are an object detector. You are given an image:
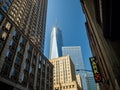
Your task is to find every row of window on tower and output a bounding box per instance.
[0,14,53,90]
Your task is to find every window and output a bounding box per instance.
[32,58,36,65]
[21,73,27,85]
[17,46,20,52]
[0,13,3,23]
[24,62,27,69]
[43,60,46,65]
[21,73,24,81]
[28,43,32,51]
[0,42,3,53]
[38,64,41,69]
[15,57,21,65]
[10,11,15,18]
[31,67,35,75]
[0,0,3,3]
[9,40,13,46]
[29,66,32,73]
[20,36,26,46]
[20,36,23,43]
[6,49,10,57]
[1,63,11,77]
[5,22,11,30]
[0,31,7,40]
[11,68,19,80]
[13,29,20,41]
[17,45,24,54]
[1,0,12,13]
[5,50,13,61]
[6,0,11,6]
[25,53,28,59]
[39,55,42,61]
[72,85,74,88]
[12,7,17,13]
[13,30,17,36]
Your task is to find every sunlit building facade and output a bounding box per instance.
[0,0,53,90]
[50,55,82,90]
[80,0,120,90]
[49,26,63,59]
[76,74,83,89]
[0,0,47,52]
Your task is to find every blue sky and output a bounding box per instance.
[44,0,92,70]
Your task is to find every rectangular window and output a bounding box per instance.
[1,2,9,13]
[5,22,11,30]
[15,56,21,66]
[11,68,19,81]
[0,13,3,23]
[39,55,42,61]
[0,40,3,53]
[1,63,11,77]
[0,0,4,3]
[0,31,7,40]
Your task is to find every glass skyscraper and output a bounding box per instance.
[85,72,98,90]
[49,26,63,59]
[62,46,88,90]
[62,46,85,70]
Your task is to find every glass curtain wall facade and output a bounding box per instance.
[62,46,85,71]
[62,46,88,90]
[85,72,98,90]
[0,0,53,90]
[49,26,63,59]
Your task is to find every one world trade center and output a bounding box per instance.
[49,26,63,59]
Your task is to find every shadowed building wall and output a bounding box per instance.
[80,0,120,90]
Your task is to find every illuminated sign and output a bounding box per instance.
[89,57,102,83]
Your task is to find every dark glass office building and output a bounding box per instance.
[0,0,53,90]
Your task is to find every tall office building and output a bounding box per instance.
[49,26,63,59]
[0,0,47,52]
[62,46,84,70]
[80,0,120,90]
[0,0,53,90]
[50,55,82,90]
[85,72,98,90]
[62,46,87,90]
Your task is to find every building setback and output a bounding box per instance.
[50,55,82,90]
[80,0,120,90]
[0,0,53,90]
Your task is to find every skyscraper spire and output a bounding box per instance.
[49,25,63,59]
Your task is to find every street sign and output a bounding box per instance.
[89,57,102,83]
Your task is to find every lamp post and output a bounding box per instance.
[76,69,93,72]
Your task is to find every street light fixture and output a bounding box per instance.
[76,69,93,72]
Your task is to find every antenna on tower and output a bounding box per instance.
[55,18,58,27]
